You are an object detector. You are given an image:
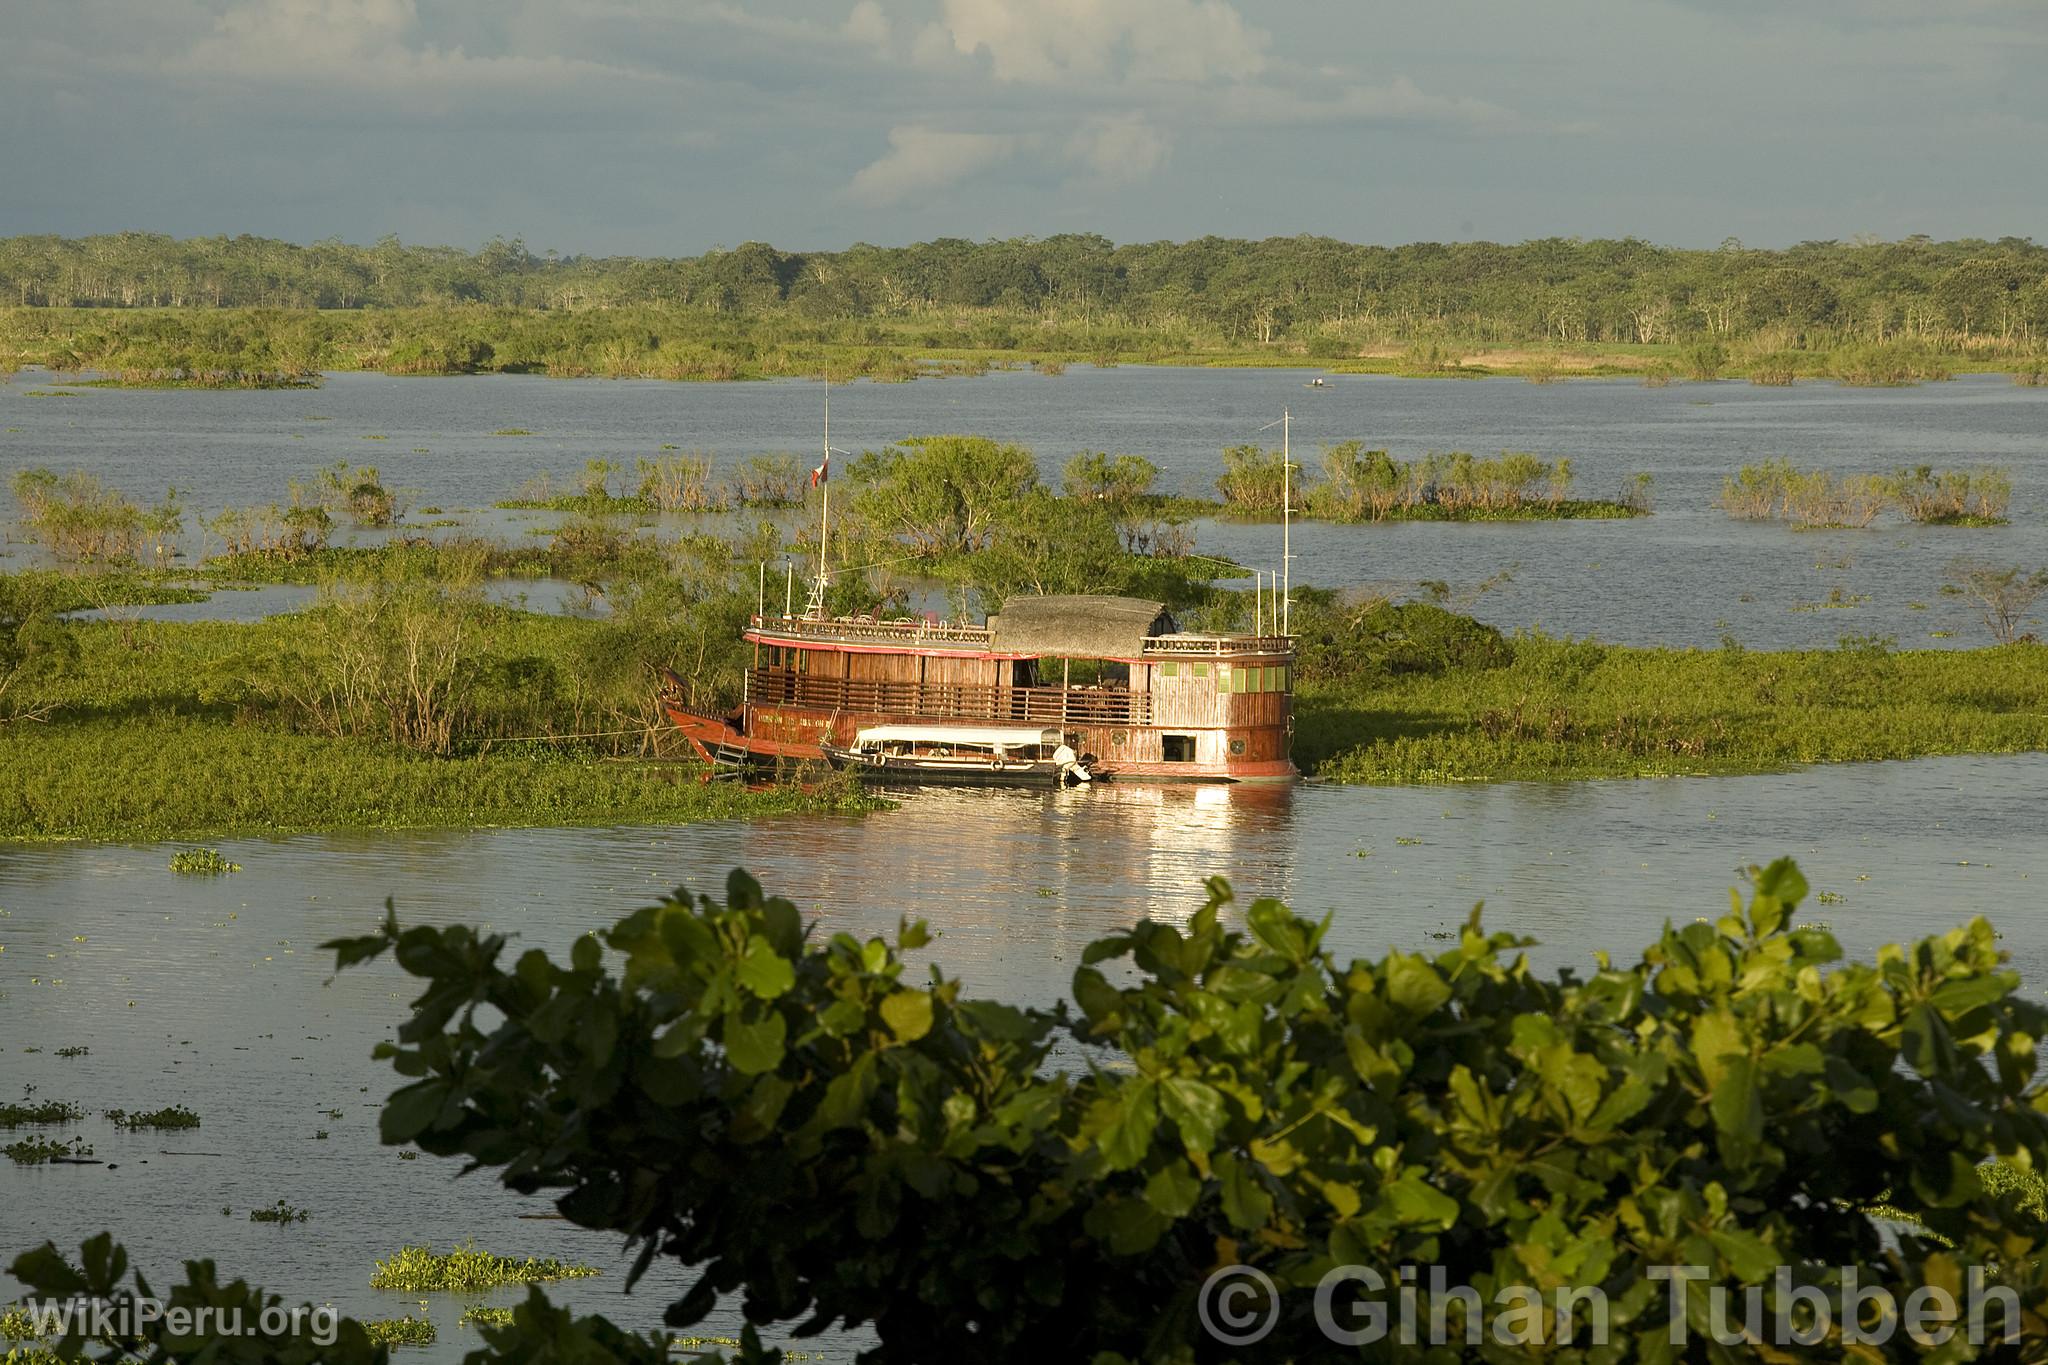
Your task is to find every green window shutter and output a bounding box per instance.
[1160,661,1178,678]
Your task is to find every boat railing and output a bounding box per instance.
[746,671,1153,725]
[750,615,996,647]
[1141,635,1294,657]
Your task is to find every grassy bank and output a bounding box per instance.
[0,719,864,841]
[1294,609,2048,782]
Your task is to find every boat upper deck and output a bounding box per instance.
[747,613,1292,660]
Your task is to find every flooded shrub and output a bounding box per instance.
[1215,443,1291,513]
[731,453,805,507]
[1830,343,1953,386]
[1886,465,2011,524]
[1291,597,1512,682]
[1943,558,2048,644]
[1060,452,1157,505]
[317,463,399,527]
[368,1243,600,1292]
[1781,468,1888,527]
[205,498,331,562]
[635,453,723,512]
[10,468,180,564]
[1681,340,1726,380]
[1746,351,1800,385]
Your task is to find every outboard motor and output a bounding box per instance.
[1053,743,1092,785]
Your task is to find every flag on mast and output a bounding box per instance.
[810,452,830,487]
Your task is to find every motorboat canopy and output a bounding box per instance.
[852,724,1064,751]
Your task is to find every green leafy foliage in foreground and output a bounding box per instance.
[367,1242,599,1292]
[14,860,2048,1360]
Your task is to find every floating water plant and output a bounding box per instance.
[6,1134,92,1165]
[249,1200,309,1224]
[169,848,240,875]
[369,1242,600,1292]
[457,1306,512,1328]
[0,1100,84,1128]
[361,1317,436,1347]
[104,1105,201,1130]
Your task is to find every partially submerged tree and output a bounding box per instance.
[1944,558,2048,644]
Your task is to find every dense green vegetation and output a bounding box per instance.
[3,231,2045,385]
[368,1244,600,1293]
[1291,599,2048,782]
[18,855,2048,1360]
[1718,462,2011,528]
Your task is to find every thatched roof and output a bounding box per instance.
[988,596,1177,659]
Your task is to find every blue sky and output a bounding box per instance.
[4,0,2044,253]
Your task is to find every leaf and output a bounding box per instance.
[1706,1227,1778,1283]
[735,938,795,1000]
[1383,1172,1459,1230]
[1216,1151,1274,1231]
[723,1011,787,1075]
[880,989,935,1044]
[1710,1056,1763,1156]
[1385,952,1452,1016]
[1142,1160,1203,1218]
[1159,1076,1227,1153]
[1100,1082,1158,1172]
[380,1079,452,1142]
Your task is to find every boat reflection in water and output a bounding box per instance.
[742,781,1301,999]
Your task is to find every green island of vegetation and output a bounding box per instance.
[2,231,2046,388]
[5,424,2048,839]
[11,857,2048,1360]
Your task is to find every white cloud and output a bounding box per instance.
[1067,114,1171,180]
[922,0,1268,85]
[848,125,1023,203]
[180,0,634,99]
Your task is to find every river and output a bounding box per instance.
[6,758,2047,1358]
[5,366,2045,648]
[4,366,2047,1357]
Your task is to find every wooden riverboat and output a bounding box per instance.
[661,594,1296,784]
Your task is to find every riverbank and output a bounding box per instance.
[6,306,2042,388]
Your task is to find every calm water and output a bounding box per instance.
[6,366,2048,1356]
[6,758,2048,1357]
[5,366,2046,648]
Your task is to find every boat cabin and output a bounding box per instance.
[718,594,1294,783]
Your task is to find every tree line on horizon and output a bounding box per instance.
[3,230,2046,351]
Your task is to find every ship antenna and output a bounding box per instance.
[1257,408,1296,637]
[804,378,845,619]
[1282,406,1292,636]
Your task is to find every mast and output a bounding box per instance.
[804,381,834,619]
[815,383,831,616]
[1281,407,1292,636]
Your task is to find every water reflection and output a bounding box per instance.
[6,755,2048,1361]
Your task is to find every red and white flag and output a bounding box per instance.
[810,454,830,487]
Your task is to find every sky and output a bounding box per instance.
[3,0,2045,255]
